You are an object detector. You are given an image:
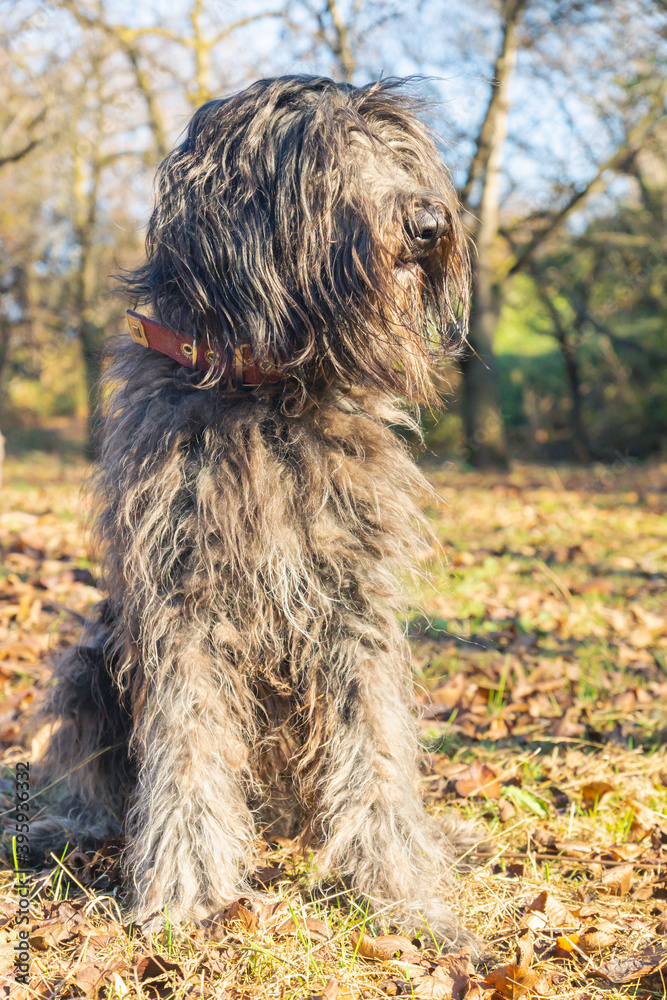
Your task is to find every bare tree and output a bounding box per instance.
[55,0,286,141]
[449,0,666,464]
[3,0,666,464]
[459,0,528,468]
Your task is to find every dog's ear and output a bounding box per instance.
[116,81,335,377]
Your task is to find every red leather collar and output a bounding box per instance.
[125,310,281,386]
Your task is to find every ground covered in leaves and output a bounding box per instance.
[0,452,666,999]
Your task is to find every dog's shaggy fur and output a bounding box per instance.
[33,76,481,954]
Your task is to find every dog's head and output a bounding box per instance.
[120,76,469,401]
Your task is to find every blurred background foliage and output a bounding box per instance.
[0,0,666,468]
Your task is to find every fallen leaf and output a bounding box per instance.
[220,898,258,932]
[612,690,636,712]
[571,903,615,921]
[377,979,412,996]
[466,981,489,1000]
[452,551,476,567]
[134,952,184,983]
[503,785,549,818]
[409,963,466,999]
[628,627,653,648]
[554,935,579,958]
[531,829,556,852]
[427,675,468,709]
[454,760,502,799]
[577,922,617,955]
[550,713,585,738]
[546,785,570,811]
[204,896,293,938]
[523,891,571,930]
[41,899,84,921]
[380,949,473,1000]
[485,963,552,998]
[580,782,614,811]
[625,799,667,841]
[253,865,284,886]
[303,977,339,1000]
[351,931,421,963]
[88,929,122,949]
[487,716,510,740]
[29,900,87,949]
[499,799,517,822]
[598,863,633,896]
[515,930,533,969]
[605,843,644,861]
[72,955,125,996]
[426,948,473,999]
[260,899,300,932]
[275,915,331,942]
[592,946,667,983]
[552,839,593,857]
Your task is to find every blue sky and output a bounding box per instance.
[15,0,666,226]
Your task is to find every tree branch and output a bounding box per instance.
[211,11,284,47]
[54,0,169,158]
[0,137,40,168]
[0,107,46,169]
[504,78,667,277]
[460,0,529,212]
[324,0,355,82]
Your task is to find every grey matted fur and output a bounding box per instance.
[32,75,483,956]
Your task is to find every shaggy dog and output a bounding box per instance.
[33,75,481,955]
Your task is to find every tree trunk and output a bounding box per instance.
[0,317,10,396]
[0,317,10,485]
[460,0,527,468]
[460,273,507,467]
[325,0,355,81]
[73,136,103,457]
[538,287,591,462]
[560,331,591,463]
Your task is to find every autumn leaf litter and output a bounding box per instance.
[0,455,666,997]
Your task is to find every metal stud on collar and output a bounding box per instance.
[127,314,149,347]
[180,332,198,367]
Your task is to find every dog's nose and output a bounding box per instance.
[406,207,450,253]
[416,207,450,245]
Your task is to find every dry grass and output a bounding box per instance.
[0,452,666,998]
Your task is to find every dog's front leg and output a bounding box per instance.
[126,647,256,927]
[311,646,482,956]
